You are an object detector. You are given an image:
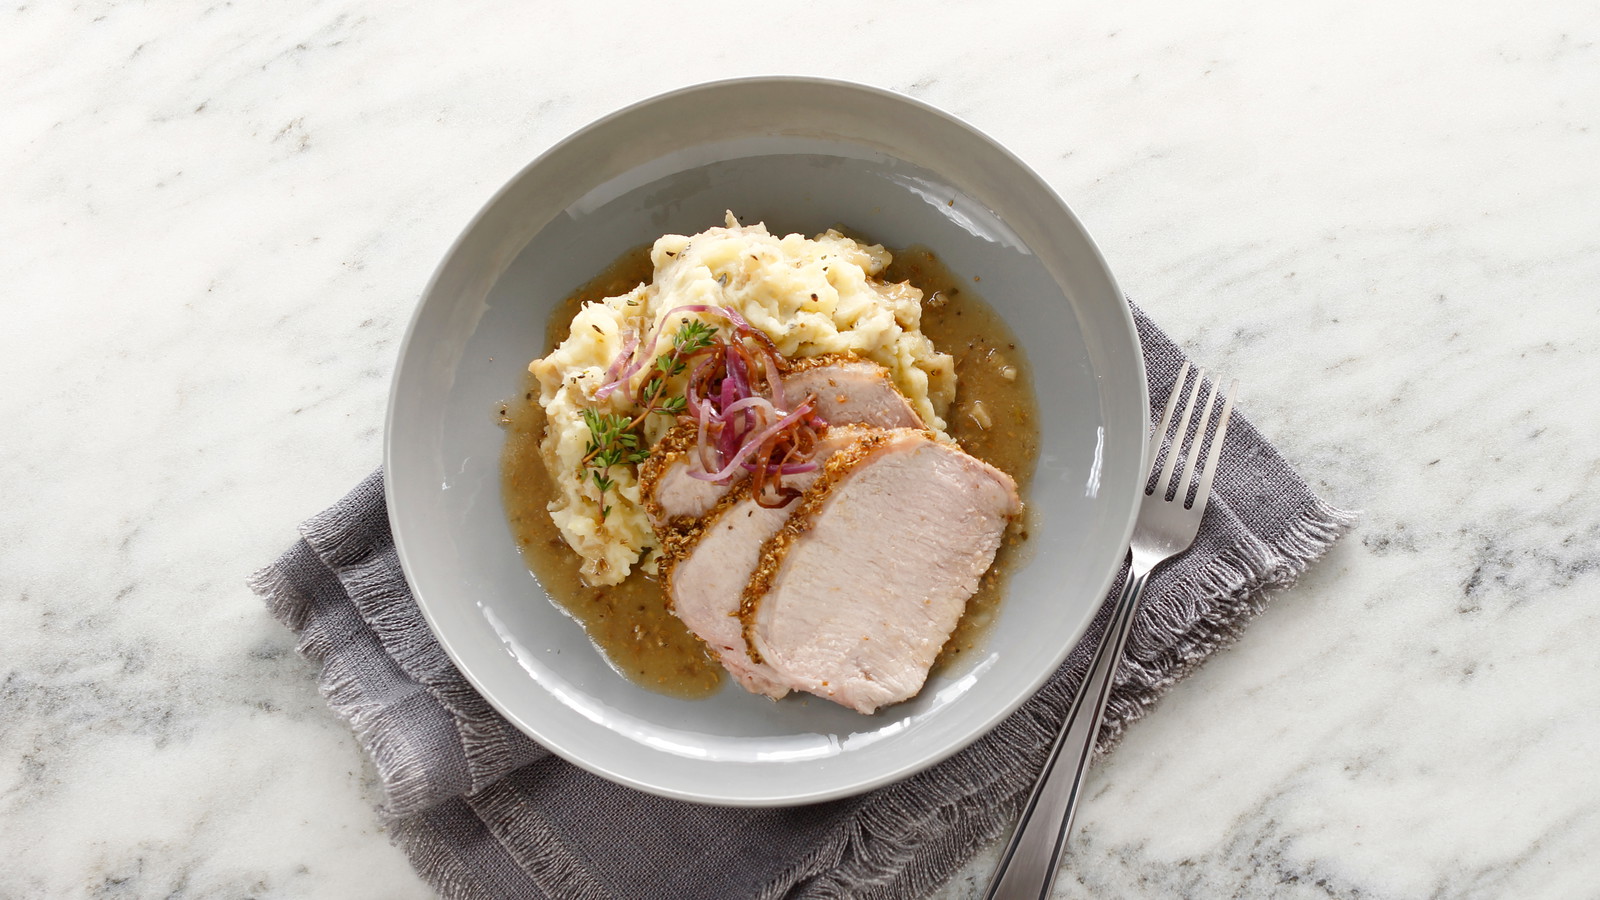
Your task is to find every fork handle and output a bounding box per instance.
[981,561,1152,900]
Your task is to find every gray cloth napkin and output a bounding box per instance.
[251,306,1353,900]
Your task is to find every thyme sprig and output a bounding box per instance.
[580,408,648,521]
[579,319,719,518]
[639,319,717,417]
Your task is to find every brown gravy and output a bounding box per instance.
[499,242,1039,699]
[886,247,1039,671]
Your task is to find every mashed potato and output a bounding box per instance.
[530,214,956,585]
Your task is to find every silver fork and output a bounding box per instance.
[983,362,1239,900]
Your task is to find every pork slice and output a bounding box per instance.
[782,356,922,429]
[638,422,734,534]
[743,431,1021,714]
[665,427,874,699]
[648,449,730,523]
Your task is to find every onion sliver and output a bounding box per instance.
[688,398,816,483]
[593,329,639,398]
[596,304,719,400]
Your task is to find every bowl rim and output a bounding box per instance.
[384,75,1148,805]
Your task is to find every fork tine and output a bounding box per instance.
[1175,379,1219,507]
[1147,361,1191,486]
[1190,380,1239,515]
[1155,366,1205,499]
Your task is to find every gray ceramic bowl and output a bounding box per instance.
[386,77,1147,806]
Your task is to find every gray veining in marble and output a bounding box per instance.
[2,0,1597,897]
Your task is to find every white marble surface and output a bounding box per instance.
[3,0,1597,896]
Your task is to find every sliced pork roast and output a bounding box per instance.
[741,430,1021,714]
[637,355,1004,712]
[657,426,875,699]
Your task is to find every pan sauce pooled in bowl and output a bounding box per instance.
[511,214,1038,711]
